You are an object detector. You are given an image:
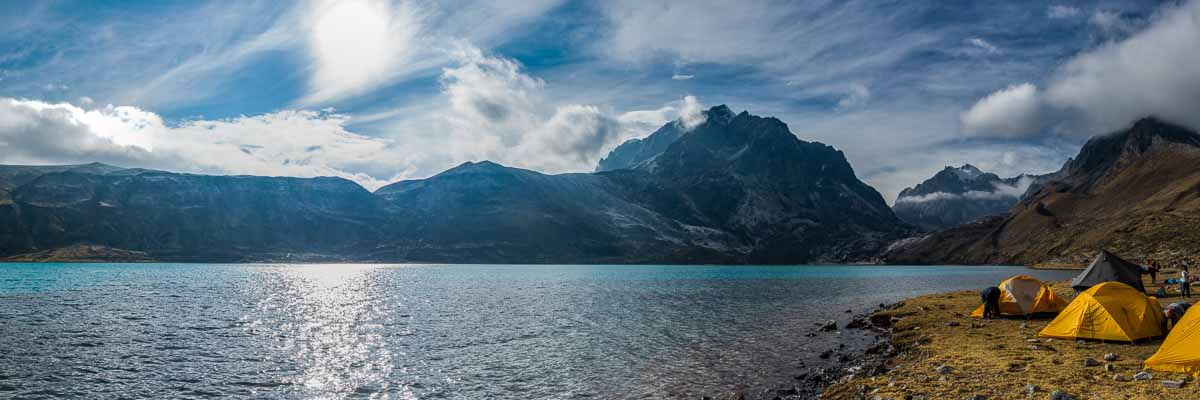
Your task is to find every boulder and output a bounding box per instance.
[1049,390,1076,400]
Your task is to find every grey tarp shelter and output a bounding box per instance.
[1071,250,1145,293]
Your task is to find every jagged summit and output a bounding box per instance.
[706,104,737,125]
[1061,116,1200,189]
[944,164,984,181]
[595,104,746,172]
[894,163,1045,230]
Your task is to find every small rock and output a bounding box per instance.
[1024,383,1039,395]
[1134,371,1153,381]
[1103,353,1120,362]
[818,350,832,359]
[1026,339,1040,343]
[967,395,987,400]
[1044,338,1053,343]
[1104,363,1115,372]
[844,309,852,313]
[1020,323,1029,329]
[1162,380,1186,389]
[818,321,838,332]
[945,321,960,327]
[935,365,953,374]
[1049,390,1076,400]
[1113,373,1129,382]
[845,318,869,329]
[1083,358,1101,367]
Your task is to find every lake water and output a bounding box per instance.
[0,264,1077,399]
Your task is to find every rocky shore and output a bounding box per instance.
[709,303,905,400]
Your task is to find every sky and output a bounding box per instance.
[1,0,1198,203]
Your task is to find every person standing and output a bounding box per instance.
[1149,260,1159,285]
[1182,268,1192,298]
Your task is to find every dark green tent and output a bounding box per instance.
[1071,250,1145,293]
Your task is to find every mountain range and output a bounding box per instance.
[892,164,1048,230]
[886,117,1200,266]
[0,105,908,264]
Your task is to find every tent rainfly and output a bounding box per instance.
[1071,250,1145,293]
[971,275,1069,318]
[1039,281,1163,342]
[1145,306,1200,376]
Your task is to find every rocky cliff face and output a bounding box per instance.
[0,106,907,264]
[886,117,1200,265]
[892,165,1045,230]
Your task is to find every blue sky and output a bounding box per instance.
[1,0,1198,202]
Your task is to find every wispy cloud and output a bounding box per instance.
[962,1,1200,138]
[1047,5,1082,19]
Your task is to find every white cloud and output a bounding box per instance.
[0,98,401,190]
[962,1,1200,138]
[671,74,694,80]
[1088,10,1134,34]
[960,83,1043,137]
[836,82,872,109]
[1047,5,1081,19]
[895,175,1037,204]
[376,45,706,176]
[966,38,999,53]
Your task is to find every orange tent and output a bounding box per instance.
[972,275,1069,317]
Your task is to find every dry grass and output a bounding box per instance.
[824,275,1198,399]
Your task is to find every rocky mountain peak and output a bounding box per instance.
[1064,117,1200,186]
[944,164,984,181]
[705,104,737,126]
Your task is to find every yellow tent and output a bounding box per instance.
[1038,281,1163,341]
[972,275,1069,317]
[1146,306,1200,376]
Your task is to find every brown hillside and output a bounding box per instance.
[887,118,1200,265]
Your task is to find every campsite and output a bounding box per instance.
[825,251,1200,400]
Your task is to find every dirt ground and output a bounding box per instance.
[824,271,1198,400]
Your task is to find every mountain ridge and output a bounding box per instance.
[0,105,908,264]
[886,117,1200,265]
[893,164,1048,230]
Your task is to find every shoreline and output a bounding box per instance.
[820,279,1197,400]
[711,303,904,400]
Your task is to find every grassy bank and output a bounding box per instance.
[824,274,1197,399]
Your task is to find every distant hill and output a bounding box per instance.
[892,164,1049,230]
[886,117,1200,265]
[0,106,908,264]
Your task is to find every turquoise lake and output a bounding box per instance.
[0,263,1078,399]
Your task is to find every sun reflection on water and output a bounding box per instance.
[249,264,412,399]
